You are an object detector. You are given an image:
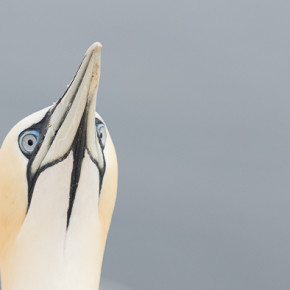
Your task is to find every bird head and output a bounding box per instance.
[0,43,118,289]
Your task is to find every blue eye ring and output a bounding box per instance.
[96,123,107,148]
[19,130,41,155]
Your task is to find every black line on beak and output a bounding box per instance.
[67,110,87,228]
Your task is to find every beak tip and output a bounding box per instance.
[86,42,103,56]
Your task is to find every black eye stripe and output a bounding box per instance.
[95,118,103,126]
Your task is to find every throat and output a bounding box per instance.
[0,153,106,290]
[1,222,106,290]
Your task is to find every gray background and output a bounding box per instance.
[0,0,289,289]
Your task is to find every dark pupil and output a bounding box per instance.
[28,139,34,146]
[100,132,103,139]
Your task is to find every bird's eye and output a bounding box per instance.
[97,123,107,148]
[19,130,40,155]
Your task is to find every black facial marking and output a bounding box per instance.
[66,112,87,228]
[24,54,94,211]
[25,109,54,207]
[22,109,106,229]
[67,115,106,228]
[89,118,106,191]
[21,52,106,228]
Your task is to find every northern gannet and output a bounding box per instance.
[0,43,118,290]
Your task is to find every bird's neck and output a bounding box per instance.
[1,223,107,290]
[0,155,108,290]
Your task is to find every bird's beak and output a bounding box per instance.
[27,43,103,200]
